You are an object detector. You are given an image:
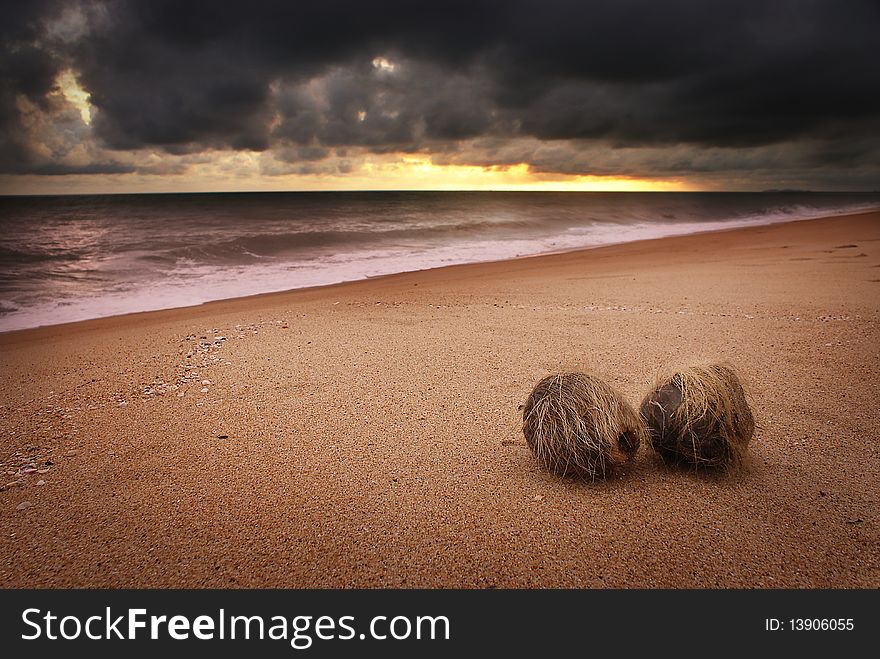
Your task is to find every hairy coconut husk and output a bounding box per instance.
[522,372,646,479]
[640,363,755,469]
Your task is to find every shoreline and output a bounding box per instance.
[1,210,878,588]
[2,208,877,342]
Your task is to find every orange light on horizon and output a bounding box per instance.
[0,152,697,195]
[275,156,693,193]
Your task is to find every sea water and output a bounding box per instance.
[1,191,877,331]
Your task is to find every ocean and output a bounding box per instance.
[0,191,878,332]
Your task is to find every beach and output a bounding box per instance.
[1,210,878,588]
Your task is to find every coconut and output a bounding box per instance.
[521,372,646,479]
[640,363,755,468]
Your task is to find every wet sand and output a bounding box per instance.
[1,211,878,588]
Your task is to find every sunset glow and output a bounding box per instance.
[2,153,694,195]
[287,158,692,192]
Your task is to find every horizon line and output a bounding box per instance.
[3,188,878,198]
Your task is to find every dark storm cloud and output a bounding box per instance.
[1,0,879,184]
[497,1,880,148]
[0,0,63,169]
[271,60,498,150]
[67,0,508,152]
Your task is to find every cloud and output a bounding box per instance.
[11,160,135,176]
[0,0,878,187]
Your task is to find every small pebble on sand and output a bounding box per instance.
[16,501,32,510]
[200,387,209,393]
[36,480,46,486]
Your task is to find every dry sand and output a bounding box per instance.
[1,211,878,588]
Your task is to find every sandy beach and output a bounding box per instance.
[1,211,878,588]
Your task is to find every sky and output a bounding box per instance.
[1,0,878,194]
